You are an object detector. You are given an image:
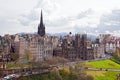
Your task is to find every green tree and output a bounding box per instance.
[59,67,70,80]
[50,67,62,80]
[69,61,94,80]
[112,48,120,64]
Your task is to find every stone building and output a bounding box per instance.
[92,37,105,59]
[13,34,53,62]
[92,43,105,58]
[54,34,95,61]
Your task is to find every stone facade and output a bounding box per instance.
[14,34,53,62]
[53,34,95,61]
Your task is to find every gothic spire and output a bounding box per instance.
[40,10,43,25]
[38,10,46,36]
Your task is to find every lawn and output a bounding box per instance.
[85,60,120,69]
[86,70,120,80]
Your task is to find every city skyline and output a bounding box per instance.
[0,0,120,36]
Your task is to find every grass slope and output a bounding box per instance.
[86,70,119,80]
[85,60,120,69]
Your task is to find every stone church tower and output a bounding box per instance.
[38,10,45,37]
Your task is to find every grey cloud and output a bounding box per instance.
[46,9,94,28]
[77,8,94,19]
[74,9,120,36]
[97,9,120,33]
[18,0,59,26]
[18,10,39,26]
[34,0,59,15]
[101,10,120,22]
[0,18,22,35]
[74,25,97,33]
[46,16,72,27]
[18,17,30,26]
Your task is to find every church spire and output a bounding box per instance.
[38,10,46,37]
[40,10,43,25]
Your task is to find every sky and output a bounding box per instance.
[0,0,120,36]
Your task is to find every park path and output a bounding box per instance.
[86,67,120,72]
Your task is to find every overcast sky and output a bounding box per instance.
[0,0,120,36]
